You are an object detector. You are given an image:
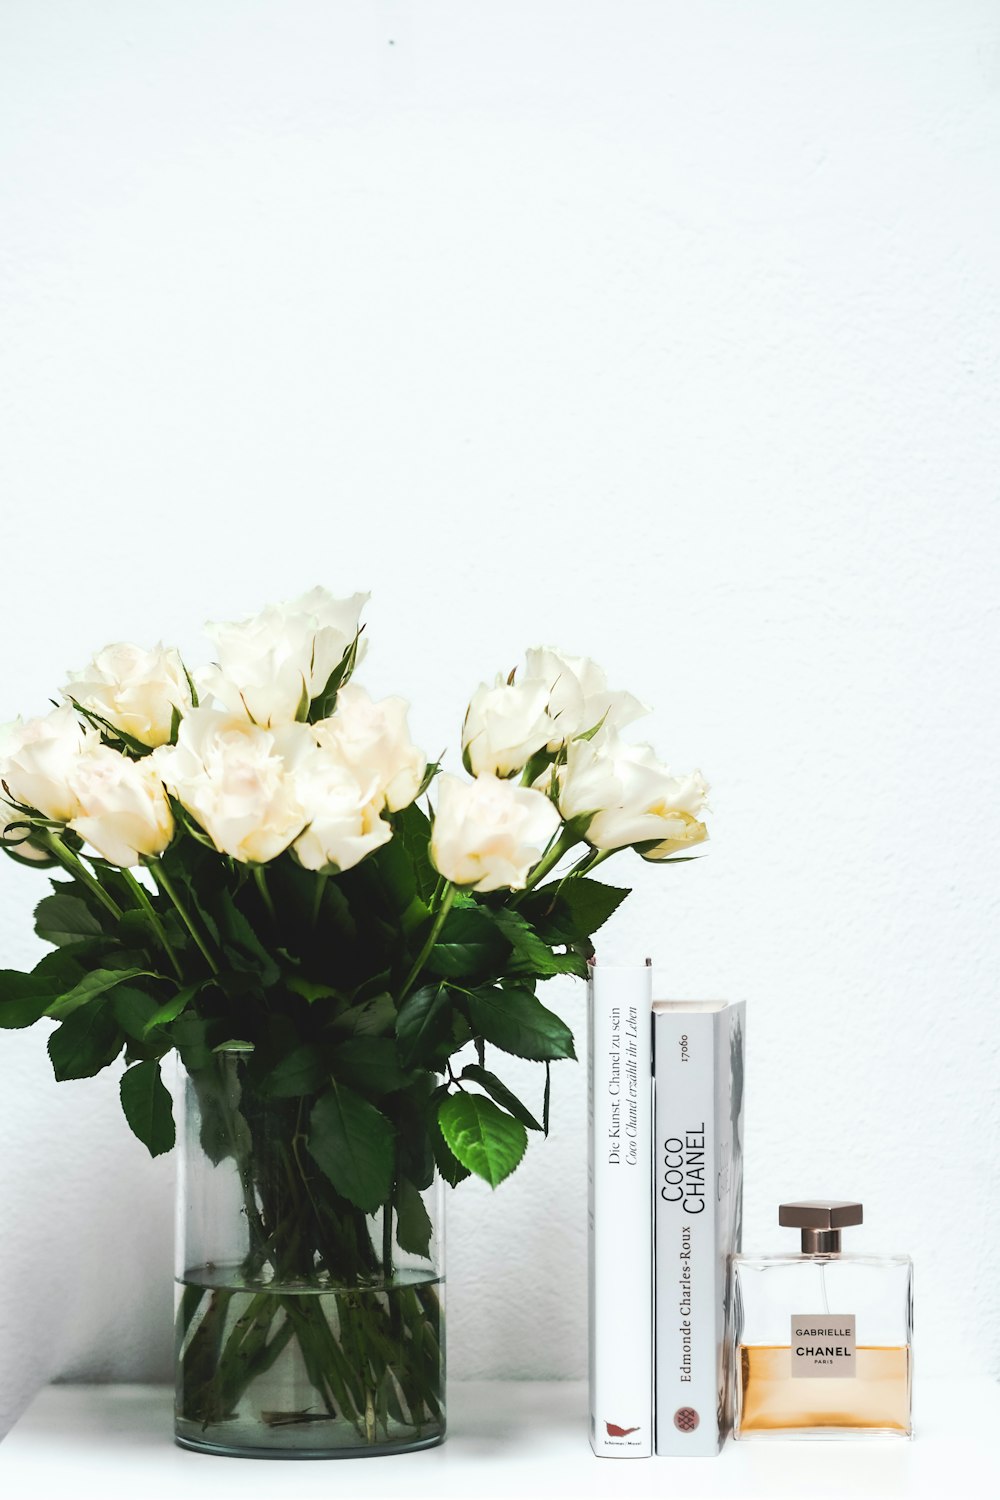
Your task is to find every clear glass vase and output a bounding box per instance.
[174,1050,446,1458]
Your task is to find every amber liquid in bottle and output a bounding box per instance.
[733,1202,913,1441]
[739,1345,911,1435]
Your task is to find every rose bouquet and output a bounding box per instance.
[0,588,708,1457]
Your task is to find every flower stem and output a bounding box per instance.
[398,883,456,1001]
[570,846,614,878]
[310,872,328,931]
[40,832,123,920]
[382,1183,394,1283]
[253,863,277,922]
[519,829,579,895]
[148,860,220,974]
[120,868,184,981]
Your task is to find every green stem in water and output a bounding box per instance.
[398,883,456,1001]
[382,1183,395,1284]
[120,867,183,980]
[40,832,123,920]
[147,859,220,974]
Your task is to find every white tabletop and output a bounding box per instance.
[1,1379,998,1499]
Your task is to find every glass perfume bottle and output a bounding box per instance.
[733,1201,912,1440]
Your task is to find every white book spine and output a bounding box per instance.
[653,1008,720,1456]
[588,962,653,1458]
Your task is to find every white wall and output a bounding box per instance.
[1,0,998,1436]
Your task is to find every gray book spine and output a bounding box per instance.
[653,1002,746,1456]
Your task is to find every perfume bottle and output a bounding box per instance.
[733,1201,912,1440]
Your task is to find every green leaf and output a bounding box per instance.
[258,1045,329,1098]
[430,1110,471,1186]
[182,662,200,709]
[34,892,103,947]
[328,992,397,1040]
[392,803,437,902]
[215,890,279,987]
[460,1064,542,1130]
[395,983,451,1067]
[0,971,50,1029]
[112,986,168,1042]
[395,1177,433,1258]
[438,1092,527,1189]
[44,966,160,1022]
[466,985,576,1063]
[31,946,91,988]
[187,1055,252,1165]
[169,1013,215,1074]
[522,877,629,947]
[142,982,205,1037]
[307,1083,395,1214]
[286,976,341,1004]
[120,1060,175,1156]
[356,836,428,935]
[48,1000,123,1080]
[575,708,611,742]
[313,876,359,943]
[395,1076,437,1189]
[68,698,151,756]
[492,907,589,980]
[333,1037,409,1097]
[308,627,364,720]
[424,906,507,979]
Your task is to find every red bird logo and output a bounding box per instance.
[605,1421,641,1437]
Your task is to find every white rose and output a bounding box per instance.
[64,641,193,748]
[462,678,552,778]
[292,749,392,873]
[199,587,368,727]
[523,646,648,747]
[315,684,425,812]
[430,772,561,892]
[557,731,709,856]
[153,708,312,863]
[68,747,174,866]
[0,707,99,822]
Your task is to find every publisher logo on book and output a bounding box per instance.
[673,1407,700,1433]
[605,1421,641,1440]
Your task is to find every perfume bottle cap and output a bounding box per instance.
[779,1200,863,1254]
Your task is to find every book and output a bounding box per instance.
[652,999,746,1456]
[587,959,653,1458]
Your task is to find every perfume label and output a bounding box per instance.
[790,1314,856,1378]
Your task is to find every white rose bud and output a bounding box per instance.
[0,706,100,822]
[315,684,425,813]
[64,641,193,749]
[523,646,648,747]
[430,772,561,893]
[68,747,174,867]
[153,709,312,863]
[558,731,708,856]
[462,678,552,778]
[292,749,392,874]
[199,587,368,727]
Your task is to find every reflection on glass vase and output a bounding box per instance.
[174,1050,445,1458]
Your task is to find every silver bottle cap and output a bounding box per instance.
[779,1200,863,1254]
